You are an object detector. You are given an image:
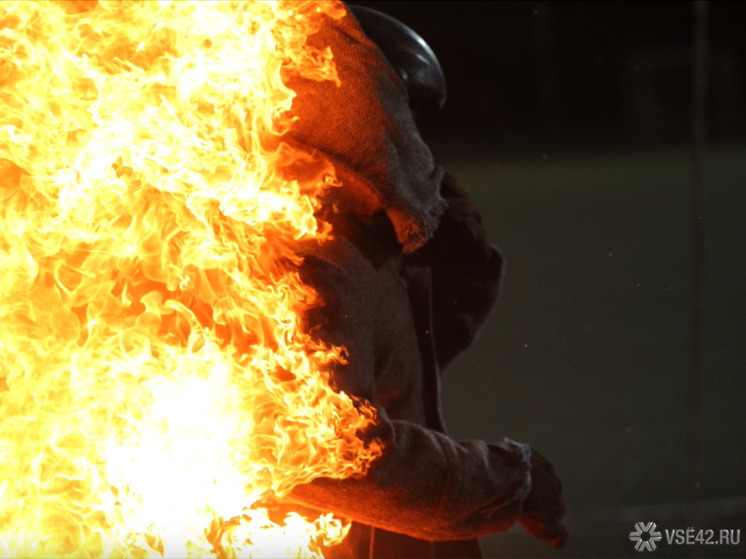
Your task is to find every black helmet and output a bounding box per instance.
[348,5,446,113]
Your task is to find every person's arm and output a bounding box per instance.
[290,423,531,542]
[289,233,552,543]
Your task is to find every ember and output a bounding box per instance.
[0,1,381,557]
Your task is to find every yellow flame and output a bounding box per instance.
[0,1,381,557]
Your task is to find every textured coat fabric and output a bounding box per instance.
[285,7,447,253]
[284,7,533,558]
[290,174,532,559]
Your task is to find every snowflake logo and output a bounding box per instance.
[629,521,663,552]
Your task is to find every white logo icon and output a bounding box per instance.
[630,522,663,552]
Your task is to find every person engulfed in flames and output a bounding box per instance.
[0,1,564,557]
[284,5,568,559]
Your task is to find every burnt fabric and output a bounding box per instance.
[283,7,534,559]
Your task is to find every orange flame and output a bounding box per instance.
[0,1,381,557]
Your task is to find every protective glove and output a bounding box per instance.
[519,449,568,548]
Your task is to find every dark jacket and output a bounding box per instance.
[290,173,532,559]
[282,8,533,557]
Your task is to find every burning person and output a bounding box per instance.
[0,1,564,557]
[283,5,568,558]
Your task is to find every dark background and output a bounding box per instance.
[352,2,746,558]
[354,1,746,150]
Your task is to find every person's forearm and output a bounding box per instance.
[287,413,530,541]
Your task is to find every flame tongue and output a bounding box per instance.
[0,1,381,557]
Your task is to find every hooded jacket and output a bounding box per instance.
[284,7,533,558]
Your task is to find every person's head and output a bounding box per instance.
[285,5,447,252]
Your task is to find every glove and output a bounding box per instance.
[519,449,568,548]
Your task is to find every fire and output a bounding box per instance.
[0,1,381,557]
